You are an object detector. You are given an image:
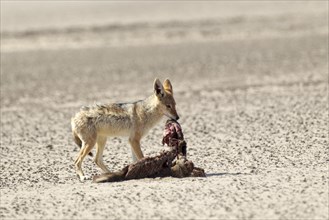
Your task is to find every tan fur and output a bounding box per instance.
[71,78,179,181]
[163,79,173,94]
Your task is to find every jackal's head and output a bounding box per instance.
[154,78,180,120]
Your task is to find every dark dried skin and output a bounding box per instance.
[93,150,176,183]
[92,150,205,183]
[93,120,205,183]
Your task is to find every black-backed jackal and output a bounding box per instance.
[71,78,179,181]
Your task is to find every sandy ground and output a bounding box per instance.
[1,5,328,220]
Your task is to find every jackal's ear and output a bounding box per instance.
[163,79,173,94]
[154,78,164,97]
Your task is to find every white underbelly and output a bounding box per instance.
[97,126,131,137]
[95,114,133,137]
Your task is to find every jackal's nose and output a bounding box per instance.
[176,116,180,120]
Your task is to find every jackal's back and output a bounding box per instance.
[71,103,134,137]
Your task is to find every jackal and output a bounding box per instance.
[71,78,179,181]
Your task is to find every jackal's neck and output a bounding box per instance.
[139,94,163,125]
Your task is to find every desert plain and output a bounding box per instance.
[0,2,328,219]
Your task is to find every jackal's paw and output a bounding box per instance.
[79,175,92,182]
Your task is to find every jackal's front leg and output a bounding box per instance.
[129,137,144,162]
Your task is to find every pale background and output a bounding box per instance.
[1,1,328,219]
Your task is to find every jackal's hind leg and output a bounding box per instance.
[94,136,111,173]
[75,139,96,181]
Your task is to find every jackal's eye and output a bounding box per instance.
[166,105,171,109]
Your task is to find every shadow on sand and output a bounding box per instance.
[206,172,250,177]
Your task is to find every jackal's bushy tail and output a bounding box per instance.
[73,131,93,157]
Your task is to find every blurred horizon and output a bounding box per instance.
[1,1,327,33]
